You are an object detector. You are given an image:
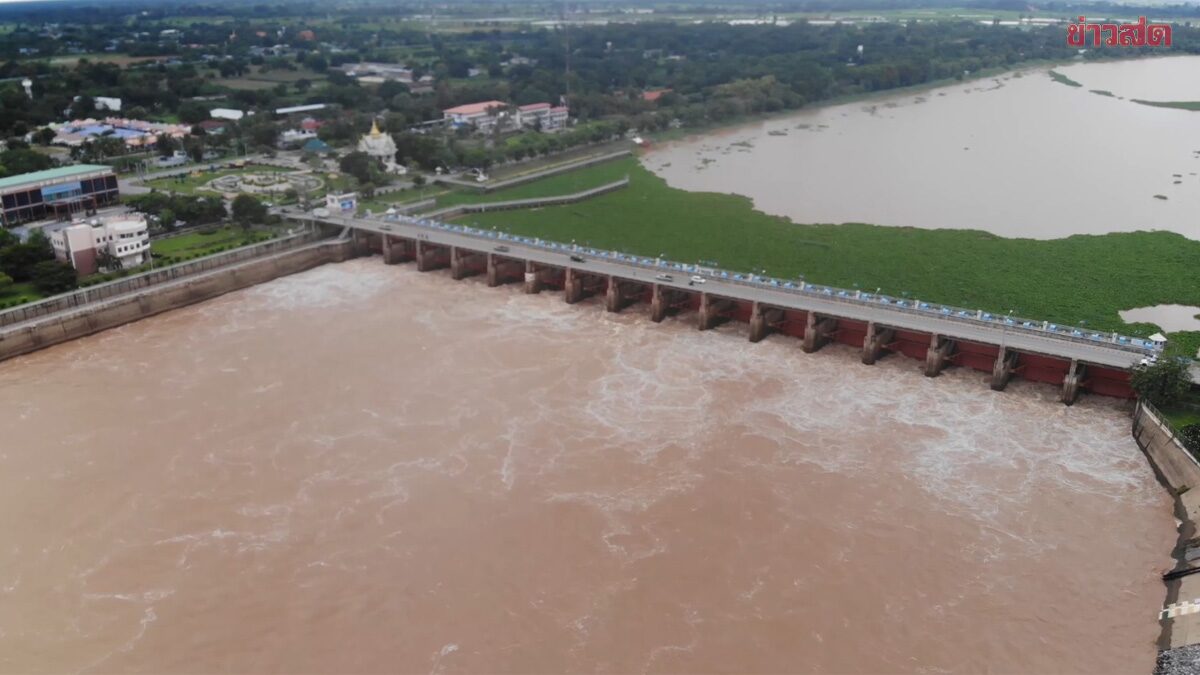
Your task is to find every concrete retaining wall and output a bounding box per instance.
[0,239,352,363]
[0,231,321,329]
[1134,401,1200,494]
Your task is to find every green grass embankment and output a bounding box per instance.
[457,157,1200,345]
[150,227,274,264]
[430,159,631,211]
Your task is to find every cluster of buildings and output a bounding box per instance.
[340,62,435,93]
[50,118,193,149]
[0,165,119,227]
[442,100,569,133]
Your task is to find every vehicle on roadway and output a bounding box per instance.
[569,254,586,263]
[655,273,674,282]
[690,275,706,284]
[494,245,510,252]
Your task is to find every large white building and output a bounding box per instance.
[442,100,510,133]
[50,214,149,276]
[517,102,569,131]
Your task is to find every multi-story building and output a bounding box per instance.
[443,100,510,133]
[517,103,570,132]
[0,165,119,227]
[50,214,149,276]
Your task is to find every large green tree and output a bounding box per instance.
[231,194,268,227]
[1131,358,1191,407]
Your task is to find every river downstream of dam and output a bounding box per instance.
[0,260,1178,673]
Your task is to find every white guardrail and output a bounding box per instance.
[335,211,1161,358]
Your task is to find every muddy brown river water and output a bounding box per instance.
[645,57,1200,240]
[0,261,1177,673]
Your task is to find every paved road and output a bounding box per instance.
[292,213,1155,371]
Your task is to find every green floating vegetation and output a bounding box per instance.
[1048,70,1083,87]
[1132,99,1200,112]
[458,157,1200,344]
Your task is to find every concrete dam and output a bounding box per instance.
[295,212,1156,405]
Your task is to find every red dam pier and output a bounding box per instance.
[297,213,1159,405]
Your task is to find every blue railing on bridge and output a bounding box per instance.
[371,212,1160,357]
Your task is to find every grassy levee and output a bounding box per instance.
[431,159,631,211]
[461,157,1200,346]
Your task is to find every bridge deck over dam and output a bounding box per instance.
[290,212,1161,404]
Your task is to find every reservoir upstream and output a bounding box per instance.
[0,260,1177,673]
[645,57,1200,240]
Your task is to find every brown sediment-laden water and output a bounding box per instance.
[0,260,1176,672]
[645,57,1200,240]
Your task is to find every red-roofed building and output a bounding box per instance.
[443,100,510,132]
[643,88,672,103]
[300,117,323,131]
[297,30,316,41]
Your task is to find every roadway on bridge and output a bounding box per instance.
[296,213,1149,371]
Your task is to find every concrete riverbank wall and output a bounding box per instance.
[0,237,352,363]
[1133,401,1200,672]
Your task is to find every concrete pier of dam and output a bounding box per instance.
[314,213,1155,404]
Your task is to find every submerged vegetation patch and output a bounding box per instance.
[1132,99,1200,111]
[1048,70,1083,87]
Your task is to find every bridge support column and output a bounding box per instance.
[990,347,1019,391]
[524,261,543,294]
[381,235,396,264]
[415,240,439,272]
[924,335,956,377]
[861,322,895,365]
[651,284,668,322]
[487,254,501,286]
[605,277,625,313]
[351,229,372,257]
[564,267,584,304]
[1061,360,1086,406]
[749,302,768,342]
[802,313,838,353]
